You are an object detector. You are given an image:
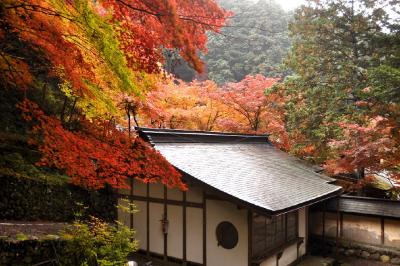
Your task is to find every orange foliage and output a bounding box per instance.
[218,75,288,149]
[18,99,185,190]
[325,116,400,182]
[102,0,230,72]
[139,75,290,149]
[141,79,224,131]
[1,0,230,191]
[3,0,94,95]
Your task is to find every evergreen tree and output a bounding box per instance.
[284,0,399,164]
[205,0,292,84]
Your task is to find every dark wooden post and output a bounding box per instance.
[322,202,326,256]
[203,191,207,266]
[381,217,385,245]
[340,213,343,237]
[248,210,253,266]
[276,251,283,266]
[163,186,168,261]
[146,183,150,257]
[130,178,134,230]
[183,191,187,265]
[335,198,340,259]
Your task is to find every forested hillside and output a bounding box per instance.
[0,0,399,264]
[142,0,400,198]
[167,0,292,83]
[204,0,292,84]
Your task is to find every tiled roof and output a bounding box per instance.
[316,195,400,218]
[138,128,342,214]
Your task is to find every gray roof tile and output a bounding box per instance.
[138,128,342,213]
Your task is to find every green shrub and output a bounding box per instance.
[60,216,137,266]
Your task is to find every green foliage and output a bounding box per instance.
[117,198,138,215]
[0,218,137,266]
[15,233,29,241]
[204,0,292,84]
[60,217,137,266]
[72,0,137,93]
[283,0,399,162]
[0,174,117,222]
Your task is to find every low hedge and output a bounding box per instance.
[0,174,117,222]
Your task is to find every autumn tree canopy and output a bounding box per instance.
[138,75,290,149]
[0,0,229,189]
[283,0,400,184]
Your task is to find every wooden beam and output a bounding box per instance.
[117,194,203,208]
[164,186,168,261]
[130,178,134,230]
[296,211,299,238]
[276,251,283,266]
[203,190,207,266]
[340,213,343,237]
[335,199,339,259]
[146,183,150,257]
[305,207,308,255]
[248,210,253,266]
[322,202,326,256]
[264,215,267,252]
[183,191,187,265]
[381,217,385,245]
[285,213,288,241]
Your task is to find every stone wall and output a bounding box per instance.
[309,236,400,265]
[309,211,400,249]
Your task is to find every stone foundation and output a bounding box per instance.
[309,235,400,265]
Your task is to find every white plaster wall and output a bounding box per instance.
[325,212,339,238]
[385,219,400,248]
[343,214,381,245]
[260,255,275,266]
[206,200,248,266]
[186,186,203,203]
[279,243,298,266]
[132,200,147,250]
[167,205,183,258]
[310,211,400,249]
[149,182,164,198]
[187,207,203,264]
[149,203,164,254]
[167,187,183,201]
[133,179,147,197]
[298,207,307,256]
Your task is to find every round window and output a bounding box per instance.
[215,221,238,249]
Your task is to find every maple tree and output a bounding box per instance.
[18,99,185,190]
[140,79,225,131]
[325,116,399,179]
[217,75,289,149]
[139,75,290,149]
[0,0,228,190]
[102,0,230,73]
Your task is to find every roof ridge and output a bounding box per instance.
[136,127,269,137]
